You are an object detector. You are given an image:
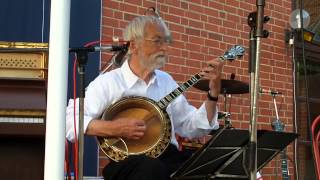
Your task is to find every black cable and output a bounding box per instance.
[99,53,117,72]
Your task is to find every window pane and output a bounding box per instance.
[297,101,310,141]
[297,143,316,180]
[297,100,320,141]
[297,60,320,99]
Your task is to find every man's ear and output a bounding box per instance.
[129,41,138,55]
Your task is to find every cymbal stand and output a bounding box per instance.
[222,90,232,128]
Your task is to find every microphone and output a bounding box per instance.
[259,88,282,95]
[69,43,129,53]
[94,44,127,52]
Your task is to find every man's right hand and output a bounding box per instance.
[112,118,146,140]
[86,118,146,140]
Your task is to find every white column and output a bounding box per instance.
[44,0,70,179]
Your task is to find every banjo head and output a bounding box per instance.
[97,96,171,161]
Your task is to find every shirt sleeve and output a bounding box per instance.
[65,75,115,142]
[65,98,93,142]
[167,94,219,139]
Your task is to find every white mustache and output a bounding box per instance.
[154,54,166,59]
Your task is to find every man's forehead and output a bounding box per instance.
[144,22,166,38]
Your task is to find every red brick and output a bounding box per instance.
[189,36,204,45]
[208,1,224,11]
[171,39,185,49]
[108,1,119,9]
[225,0,240,8]
[165,14,181,24]
[102,17,119,28]
[208,17,222,26]
[188,19,203,29]
[189,3,204,13]
[168,47,182,57]
[188,67,200,75]
[186,11,201,21]
[160,4,169,13]
[114,11,123,19]
[186,28,200,36]
[142,0,156,9]
[186,43,201,52]
[200,30,208,38]
[189,52,204,61]
[185,91,201,100]
[167,0,180,7]
[224,5,237,14]
[204,23,219,32]
[127,0,142,6]
[124,13,137,21]
[221,20,237,29]
[103,8,113,18]
[168,7,184,17]
[164,64,182,73]
[99,1,296,178]
[181,2,188,10]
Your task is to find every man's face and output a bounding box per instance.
[136,22,169,70]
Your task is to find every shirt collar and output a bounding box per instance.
[120,60,159,88]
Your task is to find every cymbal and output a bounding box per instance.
[194,79,249,94]
[218,111,230,119]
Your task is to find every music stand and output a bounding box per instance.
[171,128,298,180]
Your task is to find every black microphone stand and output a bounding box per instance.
[71,49,89,180]
[247,0,269,179]
[69,44,128,180]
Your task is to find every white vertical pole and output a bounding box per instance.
[44,0,70,179]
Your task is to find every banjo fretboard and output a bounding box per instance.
[157,74,202,109]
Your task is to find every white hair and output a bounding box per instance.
[123,15,171,55]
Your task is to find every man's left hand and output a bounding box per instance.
[200,58,224,97]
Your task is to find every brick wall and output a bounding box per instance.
[100,0,294,179]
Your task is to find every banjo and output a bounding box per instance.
[97,45,245,162]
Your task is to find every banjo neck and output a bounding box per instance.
[156,45,245,110]
[157,73,202,109]
[157,45,244,110]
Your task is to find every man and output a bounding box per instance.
[66,15,224,180]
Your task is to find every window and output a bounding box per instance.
[293,1,320,42]
[294,39,320,179]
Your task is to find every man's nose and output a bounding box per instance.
[159,42,169,51]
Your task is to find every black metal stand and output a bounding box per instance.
[222,91,232,128]
[171,128,298,180]
[69,44,128,180]
[69,49,89,180]
[75,50,88,180]
[247,1,269,179]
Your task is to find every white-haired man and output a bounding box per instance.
[66,15,223,180]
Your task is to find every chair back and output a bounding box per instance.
[311,115,320,179]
